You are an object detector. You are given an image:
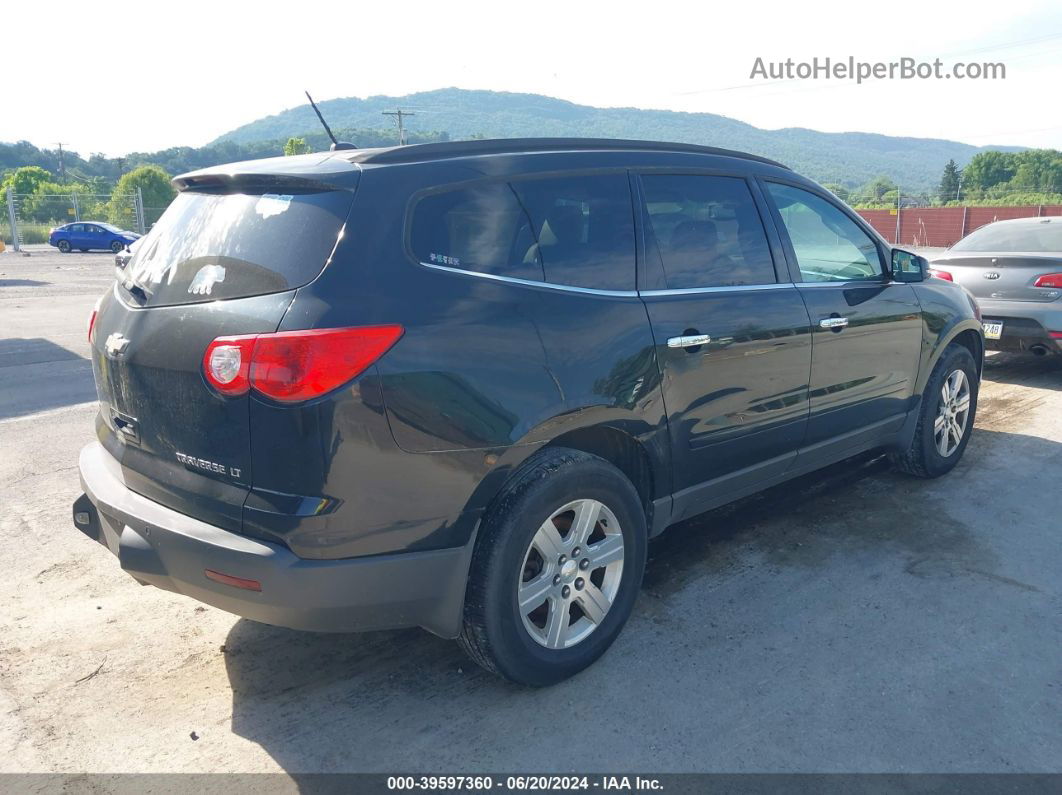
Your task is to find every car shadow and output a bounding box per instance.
[0,337,94,420]
[221,423,1060,774]
[982,350,1062,391]
[0,278,49,287]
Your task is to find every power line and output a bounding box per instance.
[382,109,416,146]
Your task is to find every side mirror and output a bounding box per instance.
[891,249,927,283]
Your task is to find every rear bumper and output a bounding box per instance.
[977,299,1062,353]
[74,441,473,638]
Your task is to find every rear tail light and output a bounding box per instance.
[204,337,256,396]
[928,268,953,282]
[203,325,404,403]
[87,295,104,344]
[1033,273,1062,288]
[1049,331,1062,340]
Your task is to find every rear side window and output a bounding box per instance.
[765,182,882,282]
[510,174,635,291]
[410,182,543,282]
[410,173,636,291]
[121,189,354,307]
[641,175,776,288]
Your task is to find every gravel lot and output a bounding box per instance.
[1,246,1060,774]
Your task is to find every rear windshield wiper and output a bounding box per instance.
[126,283,149,302]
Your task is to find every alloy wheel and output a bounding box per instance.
[934,368,971,457]
[518,498,624,649]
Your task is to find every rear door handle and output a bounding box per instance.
[667,334,712,348]
[819,317,849,330]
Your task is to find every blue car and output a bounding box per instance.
[49,222,139,253]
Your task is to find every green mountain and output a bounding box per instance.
[213,87,1022,191]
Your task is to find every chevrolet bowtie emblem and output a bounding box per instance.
[104,332,131,356]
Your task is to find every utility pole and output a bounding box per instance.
[54,142,68,183]
[382,109,415,146]
[894,188,902,245]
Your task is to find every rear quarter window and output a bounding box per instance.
[410,182,543,282]
[121,189,353,306]
[410,173,636,291]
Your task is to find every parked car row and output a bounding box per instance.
[49,221,139,253]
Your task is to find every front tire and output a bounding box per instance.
[459,448,647,686]
[890,342,978,478]
[57,240,71,253]
[110,241,124,253]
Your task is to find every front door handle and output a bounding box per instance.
[819,317,849,330]
[667,334,712,348]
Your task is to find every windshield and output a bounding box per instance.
[951,221,1062,253]
[121,188,353,306]
[99,222,123,233]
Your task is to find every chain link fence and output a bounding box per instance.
[3,188,145,250]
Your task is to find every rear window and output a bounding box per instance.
[951,220,1062,253]
[121,189,353,306]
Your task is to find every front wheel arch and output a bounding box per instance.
[917,319,984,394]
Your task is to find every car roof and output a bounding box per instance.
[342,137,790,169]
[174,137,790,190]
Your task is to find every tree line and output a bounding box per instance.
[835,148,1062,209]
[1,163,176,227]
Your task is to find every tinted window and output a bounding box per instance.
[410,182,542,281]
[69,224,84,233]
[121,189,354,307]
[951,220,1062,252]
[410,174,636,291]
[509,174,635,291]
[766,183,882,282]
[642,175,775,288]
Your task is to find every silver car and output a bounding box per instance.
[930,216,1062,356]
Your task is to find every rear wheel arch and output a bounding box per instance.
[456,424,658,615]
[542,425,656,524]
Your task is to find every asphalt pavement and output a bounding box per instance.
[1,246,1059,774]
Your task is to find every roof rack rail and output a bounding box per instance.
[348,137,789,169]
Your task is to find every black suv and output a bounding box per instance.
[73,139,983,685]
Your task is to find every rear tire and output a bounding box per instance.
[890,342,978,478]
[459,447,647,686]
[57,240,71,253]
